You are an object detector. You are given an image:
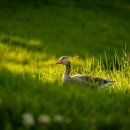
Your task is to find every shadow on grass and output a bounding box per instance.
[0,1,130,60]
[0,34,128,71]
[0,34,129,72]
[0,67,130,130]
[0,67,93,130]
[0,67,62,130]
[1,0,130,12]
[0,34,43,52]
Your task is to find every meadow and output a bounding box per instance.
[0,0,130,130]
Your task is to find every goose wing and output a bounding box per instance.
[71,75,115,87]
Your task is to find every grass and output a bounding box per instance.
[0,0,130,58]
[0,37,130,130]
[0,0,130,130]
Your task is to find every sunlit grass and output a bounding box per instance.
[1,39,130,129]
[0,2,130,129]
[0,39,130,92]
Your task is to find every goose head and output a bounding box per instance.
[55,56,70,65]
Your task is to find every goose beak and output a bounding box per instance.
[55,59,62,64]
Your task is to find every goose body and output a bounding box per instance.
[55,56,115,88]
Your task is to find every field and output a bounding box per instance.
[0,0,130,130]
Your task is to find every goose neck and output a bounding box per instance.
[65,62,71,76]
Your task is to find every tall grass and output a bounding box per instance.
[0,1,130,129]
[0,37,130,129]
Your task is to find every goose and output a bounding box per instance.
[55,56,115,88]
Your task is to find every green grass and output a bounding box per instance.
[0,37,130,130]
[0,0,130,58]
[0,0,130,130]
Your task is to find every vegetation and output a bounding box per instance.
[0,0,130,130]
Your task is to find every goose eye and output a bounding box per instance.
[62,57,65,59]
